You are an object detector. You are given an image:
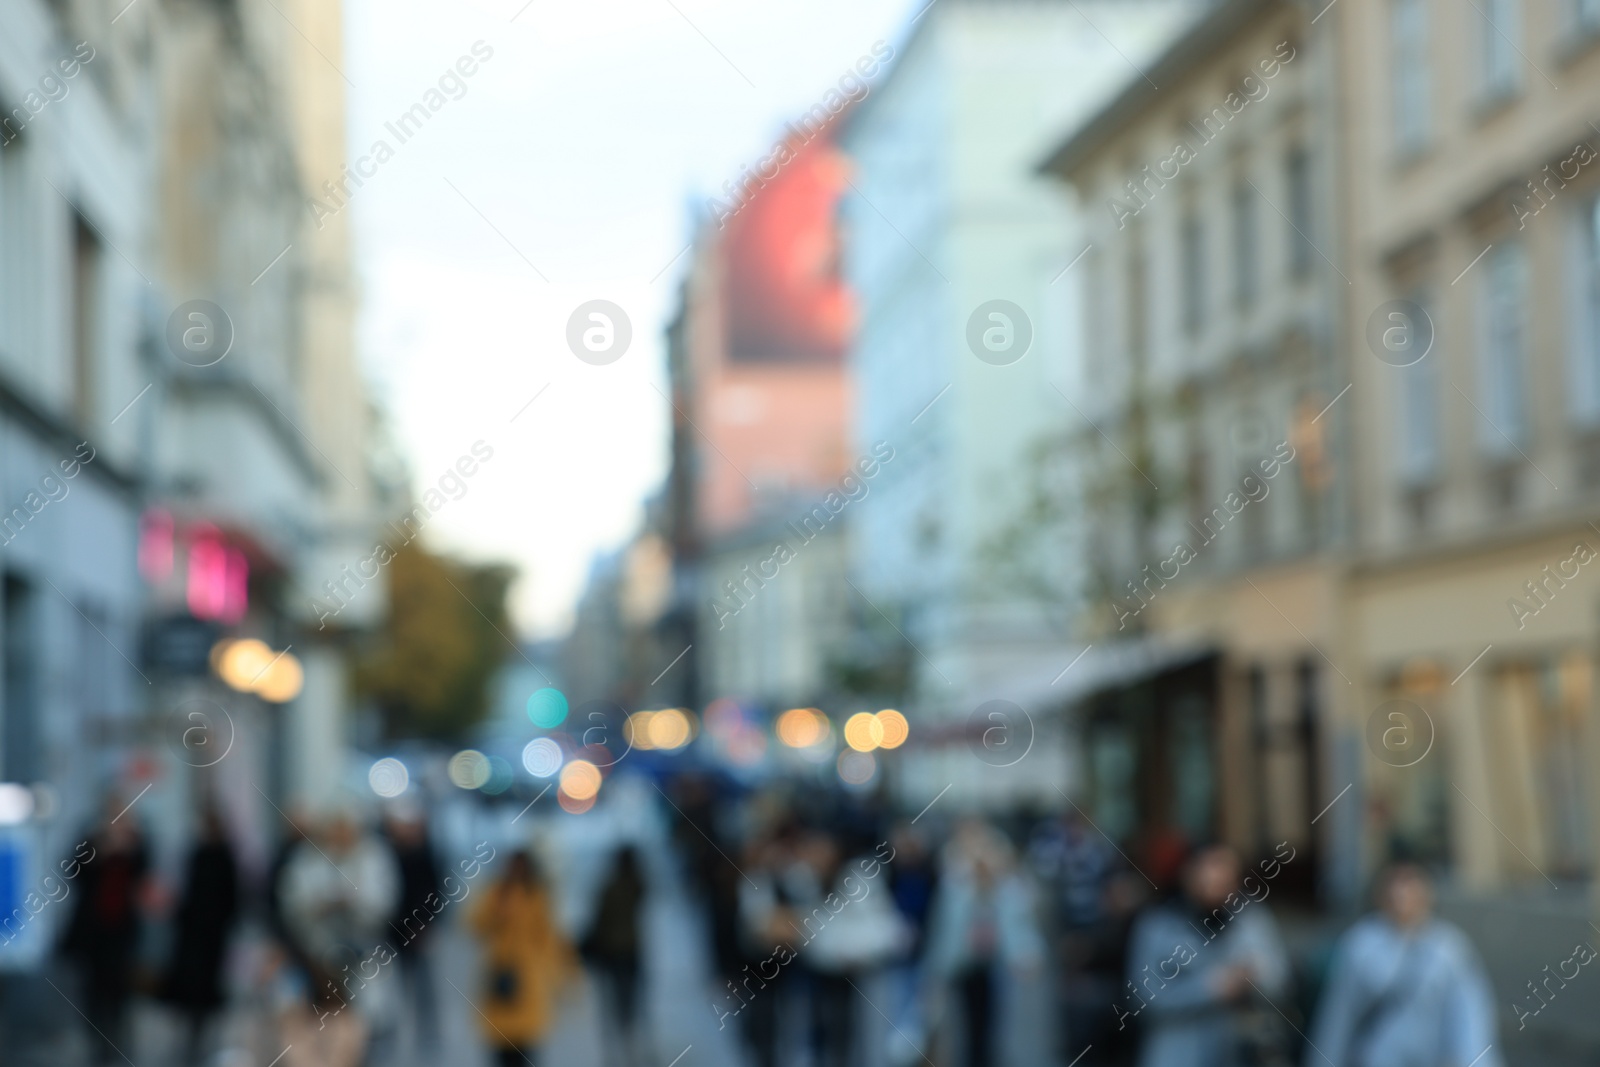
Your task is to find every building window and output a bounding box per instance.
[1391,0,1430,153]
[1476,242,1528,457]
[2,575,39,783]
[1398,290,1441,484]
[1481,0,1522,100]
[1127,221,1148,364]
[1491,658,1594,879]
[1083,246,1104,391]
[72,213,100,428]
[1569,198,1600,426]
[1181,208,1204,335]
[1231,179,1257,309]
[1287,147,1314,279]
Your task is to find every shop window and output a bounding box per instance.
[2,575,39,783]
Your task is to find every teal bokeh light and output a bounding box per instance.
[527,687,569,729]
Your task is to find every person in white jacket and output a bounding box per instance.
[281,809,401,1052]
[926,822,1045,1067]
[1307,864,1502,1067]
[1123,843,1292,1067]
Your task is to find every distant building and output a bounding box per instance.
[669,122,860,717]
[561,495,691,713]
[143,0,385,838]
[840,0,1199,810]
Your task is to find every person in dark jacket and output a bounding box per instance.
[384,805,442,1054]
[161,806,240,1066]
[62,796,150,1066]
[583,845,648,1067]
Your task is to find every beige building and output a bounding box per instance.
[1335,0,1600,885]
[1050,0,1600,1050]
[1330,0,1600,1050]
[1042,0,1352,894]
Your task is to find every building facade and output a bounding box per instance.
[840,0,1201,810]
[1333,0,1600,1054]
[674,124,861,719]
[0,0,151,970]
[1042,0,1348,892]
[0,0,383,991]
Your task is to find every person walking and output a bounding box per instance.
[384,804,443,1055]
[582,845,648,1067]
[160,806,240,1066]
[887,823,939,1067]
[926,822,1044,1067]
[280,809,400,1062]
[468,850,576,1067]
[1032,810,1118,1063]
[1307,863,1502,1067]
[1123,843,1291,1067]
[61,795,150,1066]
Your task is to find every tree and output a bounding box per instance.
[356,544,517,740]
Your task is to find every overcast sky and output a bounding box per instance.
[344,0,911,637]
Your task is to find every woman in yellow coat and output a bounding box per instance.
[468,850,577,1066]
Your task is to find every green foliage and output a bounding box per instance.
[356,544,517,740]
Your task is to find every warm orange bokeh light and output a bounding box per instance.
[255,652,304,703]
[844,712,884,752]
[777,707,828,748]
[558,790,596,814]
[217,638,272,692]
[875,709,909,749]
[627,711,656,749]
[648,708,691,750]
[559,759,602,801]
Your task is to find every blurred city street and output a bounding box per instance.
[4,0,1600,1064]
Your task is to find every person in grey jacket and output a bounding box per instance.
[1307,864,1502,1067]
[1123,842,1292,1067]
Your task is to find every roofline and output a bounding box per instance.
[835,0,937,145]
[1036,0,1284,181]
[841,0,1098,145]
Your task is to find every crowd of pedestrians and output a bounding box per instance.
[666,776,1509,1067]
[43,776,1509,1067]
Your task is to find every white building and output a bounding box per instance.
[0,0,384,985]
[839,0,1198,805]
[0,0,151,968]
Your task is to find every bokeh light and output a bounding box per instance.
[368,757,409,798]
[776,707,829,748]
[254,651,304,703]
[558,790,596,814]
[447,749,490,789]
[559,758,602,801]
[0,783,34,826]
[626,711,656,750]
[875,709,909,749]
[647,707,691,750]
[521,737,563,777]
[481,756,514,795]
[216,638,272,691]
[527,687,569,729]
[213,638,302,702]
[844,712,885,752]
[726,725,768,766]
[837,750,876,786]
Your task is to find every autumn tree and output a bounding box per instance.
[356,544,517,740]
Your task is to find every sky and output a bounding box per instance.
[342,0,914,638]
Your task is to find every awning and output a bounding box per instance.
[958,636,1218,715]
